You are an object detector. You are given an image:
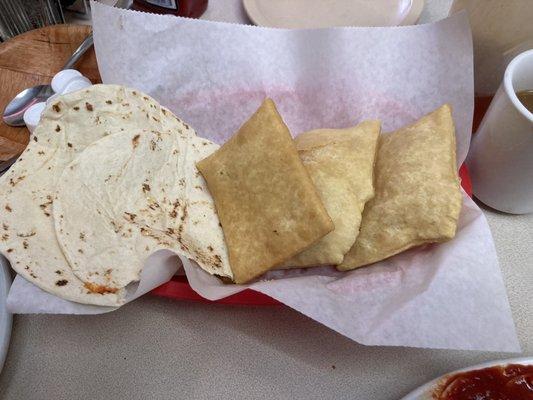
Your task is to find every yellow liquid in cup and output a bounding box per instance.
[516,90,533,113]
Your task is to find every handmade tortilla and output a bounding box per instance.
[280,121,380,268]
[54,130,231,293]
[338,104,462,270]
[0,84,204,306]
[197,99,334,284]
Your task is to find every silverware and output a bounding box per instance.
[2,0,130,126]
[0,27,93,174]
[2,34,93,127]
[1,0,130,174]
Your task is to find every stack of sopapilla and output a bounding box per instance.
[198,99,462,284]
[0,86,462,307]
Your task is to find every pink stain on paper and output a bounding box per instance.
[167,83,418,143]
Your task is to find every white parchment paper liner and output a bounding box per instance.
[6,3,520,352]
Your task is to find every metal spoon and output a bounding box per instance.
[1,0,132,127]
[2,33,93,127]
[0,0,130,173]
[0,34,93,173]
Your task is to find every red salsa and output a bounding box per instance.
[433,364,533,400]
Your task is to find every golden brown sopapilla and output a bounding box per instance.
[197,99,334,284]
[280,121,380,268]
[339,104,462,270]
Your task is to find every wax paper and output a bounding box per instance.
[6,2,519,352]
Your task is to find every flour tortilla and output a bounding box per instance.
[54,130,231,293]
[280,121,380,268]
[0,84,196,306]
[338,104,462,270]
[197,99,334,284]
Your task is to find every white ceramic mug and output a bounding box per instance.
[467,49,533,214]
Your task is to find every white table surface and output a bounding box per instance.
[1,1,532,399]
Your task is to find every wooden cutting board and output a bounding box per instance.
[0,24,100,162]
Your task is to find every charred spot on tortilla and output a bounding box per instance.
[55,125,61,132]
[124,212,136,221]
[55,270,62,275]
[17,231,35,238]
[73,106,80,111]
[84,282,118,294]
[5,204,12,212]
[180,206,188,221]
[142,183,150,193]
[9,176,25,187]
[85,102,93,111]
[55,279,68,286]
[6,248,13,253]
[106,100,112,104]
[67,143,73,148]
[132,134,141,148]
[52,103,61,112]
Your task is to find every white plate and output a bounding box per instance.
[401,357,533,399]
[243,0,425,29]
[0,255,12,373]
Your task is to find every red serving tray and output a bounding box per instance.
[152,97,487,305]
